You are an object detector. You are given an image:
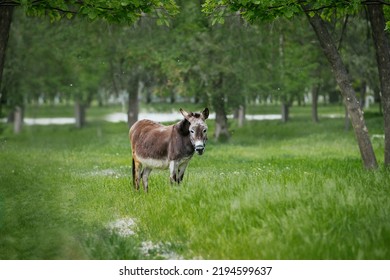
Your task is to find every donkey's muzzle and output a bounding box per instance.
[195,145,205,155]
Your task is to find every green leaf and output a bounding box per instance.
[88,11,98,20]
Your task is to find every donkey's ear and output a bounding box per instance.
[180,108,190,120]
[202,108,209,120]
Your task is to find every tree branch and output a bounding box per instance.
[362,0,390,6]
[337,15,349,51]
[0,1,19,7]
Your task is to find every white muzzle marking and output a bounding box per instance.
[194,140,205,155]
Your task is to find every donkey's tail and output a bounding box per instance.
[132,157,136,188]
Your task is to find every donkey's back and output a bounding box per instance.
[129,119,172,169]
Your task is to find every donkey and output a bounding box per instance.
[129,108,209,192]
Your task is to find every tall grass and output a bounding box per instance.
[0,108,389,259]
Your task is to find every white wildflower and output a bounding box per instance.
[107,217,137,237]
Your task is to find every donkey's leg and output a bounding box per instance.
[141,167,152,192]
[177,161,190,183]
[133,159,142,191]
[169,161,179,184]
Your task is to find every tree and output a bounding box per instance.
[304,8,377,169]
[367,3,390,166]
[266,18,319,122]
[58,20,108,128]
[0,5,13,117]
[0,0,179,130]
[203,0,383,169]
[173,2,248,139]
[0,0,178,85]
[3,13,109,129]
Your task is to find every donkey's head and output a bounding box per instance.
[180,108,209,155]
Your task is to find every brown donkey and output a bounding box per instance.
[129,108,209,192]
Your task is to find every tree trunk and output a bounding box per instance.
[127,76,139,128]
[344,106,350,131]
[214,104,230,140]
[311,84,319,123]
[360,80,367,109]
[0,6,13,90]
[212,74,230,140]
[145,88,152,104]
[304,10,378,169]
[234,105,245,127]
[74,101,86,128]
[373,84,382,113]
[367,3,390,166]
[169,90,175,104]
[13,106,23,134]
[281,102,289,123]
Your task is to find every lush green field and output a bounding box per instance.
[1,105,389,260]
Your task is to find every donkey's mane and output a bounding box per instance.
[177,111,204,135]
[191,112,201,118]
[177,118,190,136]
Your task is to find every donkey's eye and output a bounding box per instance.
[190,129,195,134]
[203,129,207,133]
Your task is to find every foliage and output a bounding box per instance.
[0,106,389,259]
[202,0,390,37]
[202,0,390,23]
[3,11,108,107]
[338,14,379,99]
[3,0,179,24]
[386,5,390,30]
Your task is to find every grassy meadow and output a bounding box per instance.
[0,104,390,260]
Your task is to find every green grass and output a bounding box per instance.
[0,106,389,260]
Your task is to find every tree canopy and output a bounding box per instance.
[0,0,179,23]
[202,0,390,24]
